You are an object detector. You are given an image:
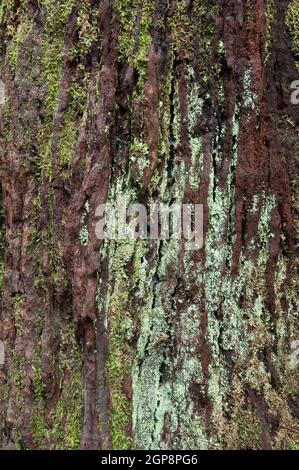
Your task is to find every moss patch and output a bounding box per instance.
[286,0,299,69]
[114,0,154,84]
[265,0,276,63]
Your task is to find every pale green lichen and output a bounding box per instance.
[79,200,90,246]
[131,62,211,449]
[130,138,150,178]
[243,70,257,111]
[203,86,281,443]
[107,240,136,449]
[187,68,204,189]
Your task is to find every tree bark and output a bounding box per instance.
[0,0,298,450]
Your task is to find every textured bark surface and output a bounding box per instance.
[0,0,299,450]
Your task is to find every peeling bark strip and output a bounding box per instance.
[0,0,298,450]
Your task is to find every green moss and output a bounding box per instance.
[70,0,100,59]
[0,258,3,293]
[31,413,48,446]
[41,322,84,450]
[30,349,50,447]
[0,193,5,295]
[57,64,90,173]
[10,352,25,448]
[114,0,154,83]
[286,0,299,69]
[11,350,26,447]
[39,1,76,114]
[7,19,33,72]
[35,0,77,179]
[50,368,83,450]
[59,113,78,167]
[236,410,262,449]
[169,1,217,61]
[265,0,276,63]
[1,0,28,70]
[12,350,25,398]
[11,293,25,337]
[32,355,44,401]
[168,1,193,53]
[26,297,83,450]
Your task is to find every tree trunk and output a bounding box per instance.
[0,0,298,450]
